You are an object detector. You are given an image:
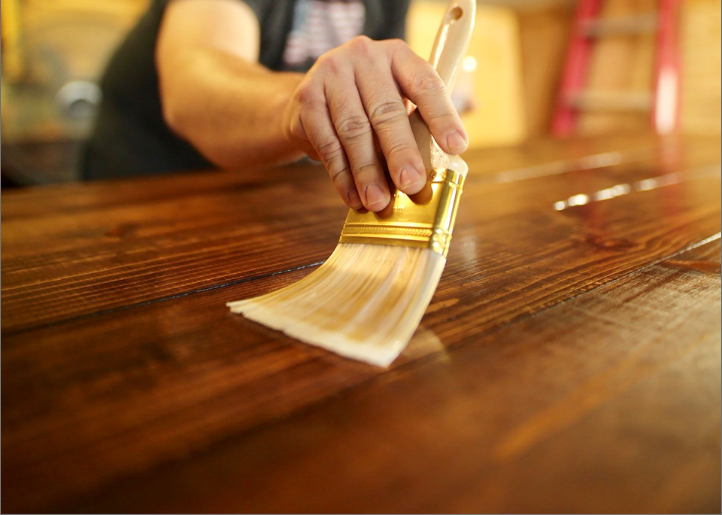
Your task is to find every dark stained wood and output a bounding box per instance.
[2,135,720,333]
[2,134,720,513]
[63,241,722,515]
[0,168,345,333]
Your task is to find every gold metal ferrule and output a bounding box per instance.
[339,169,465,257]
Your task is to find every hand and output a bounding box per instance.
[282,36,469,212]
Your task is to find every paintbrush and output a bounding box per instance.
[227,0,475,366]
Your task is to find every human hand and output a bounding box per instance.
[282,36,468,212]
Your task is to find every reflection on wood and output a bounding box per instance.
[1,134,720,513]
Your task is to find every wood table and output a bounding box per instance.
[2,134,721,513]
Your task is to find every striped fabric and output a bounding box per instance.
[282,0,366,67]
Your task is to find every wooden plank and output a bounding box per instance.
[59,240,722,514]
[3,235,718,513]
[1,136,720,332]
[1,164,324,220]
[5,134,717,221]
[0,168,345,332]
[2,137,720,511]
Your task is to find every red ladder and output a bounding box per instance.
[552,0,681,136]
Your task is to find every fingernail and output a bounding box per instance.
[399,166,426,193]
[347,189,362,208]
[365,183,389,210]
[446,131,469,154]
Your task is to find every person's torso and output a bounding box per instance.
[83,0,410,180]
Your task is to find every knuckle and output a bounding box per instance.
[348,35,373,55]
[428,110,459,126]
[412,72,446,96]
[316,137,344,161]
[385,138,415,160]
[294,82,318,107]
[329,166,351,186]
[315,52,340,74]
[352,163,380,179]
[368,100,407,127]
[336,115,372,143]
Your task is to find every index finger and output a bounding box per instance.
[391,44,468,156]
[355,59,428,196]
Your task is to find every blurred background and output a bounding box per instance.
[1,0,720,187]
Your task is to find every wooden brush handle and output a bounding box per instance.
[411,0,475,175]
[428,0,476,89]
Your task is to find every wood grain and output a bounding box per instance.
[2,135,720,513]
[4,239,717,514]
[2,135,719,333]
[67,241,722,514]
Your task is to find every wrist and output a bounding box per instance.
[271,72,305,155]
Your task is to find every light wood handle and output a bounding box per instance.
[411,0,475,175]
[428,0,476,90]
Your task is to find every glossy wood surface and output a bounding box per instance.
[2,134,721,513]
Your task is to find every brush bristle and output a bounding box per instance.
[227,243,446,367]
